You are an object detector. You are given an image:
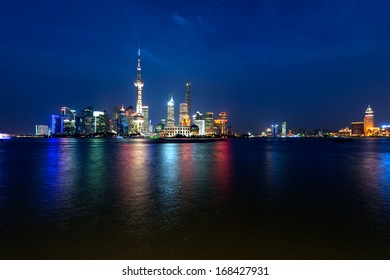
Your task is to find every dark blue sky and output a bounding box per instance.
[1,0,390,134]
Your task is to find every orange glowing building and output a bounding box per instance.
[214,112,228,135]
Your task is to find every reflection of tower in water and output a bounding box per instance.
[213,140,232,200]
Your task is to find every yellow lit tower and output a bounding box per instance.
[364,105,374,136]
[133,46,145,132]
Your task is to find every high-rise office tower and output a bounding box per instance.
[117,105,129,136]
[205,112,214,135]
[282,122,287,137]
[185,82,191,123]
[179,102,190,127]
[51,114,63,135]
[93,111,106,134]
[142,105,149,132]
[215,112,228,135]
[364,105,374,136]
[167,95,175,128]
[133,47,145,132]
[80,106,94,135]
[61,106,76,135]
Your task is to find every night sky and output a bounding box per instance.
[1,0,390,134]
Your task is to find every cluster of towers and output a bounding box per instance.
[128,47,230,137]
[161,85,229,137]
[47,47,230,137]
[112,47,151,136]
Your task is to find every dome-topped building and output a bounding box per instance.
[364,105,374,136]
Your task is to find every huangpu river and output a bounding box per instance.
[0,137,390,259]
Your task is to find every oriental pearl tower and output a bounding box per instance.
[133,46,144,132]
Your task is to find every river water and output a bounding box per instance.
[0,138,389,259]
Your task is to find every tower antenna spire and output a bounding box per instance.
[133,45,145,132]
[137,45,141,79]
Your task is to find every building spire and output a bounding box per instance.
[137,45,141,79]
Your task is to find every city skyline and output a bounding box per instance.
[1,1,390,134]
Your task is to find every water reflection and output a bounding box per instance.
[378,150,390,194]
[353,140,383,199]
[39,139,80,220]
[117,141,151,218]
[159,144,180,199]
[0,143,7,214]
[177,143,195,192]
[212,140,232,201]
[3,138,390,259]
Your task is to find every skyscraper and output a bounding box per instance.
[205,112,214,135]
[364,105,374,136]
[179,102,190,127]
[51,114,63,135]
[142,105,149,132]
[185,82,191,123]
[215,112,228,135]
[61,106,76,135]
[133,47,145,132]
[282,122,287,137]
[80,106,94,135]
[167,95,175,128]
[93,111,106,134]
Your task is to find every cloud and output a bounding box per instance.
[141,48,173,69]
[172,14,190,28]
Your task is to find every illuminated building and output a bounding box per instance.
[51,106,75,135]
[179,102,190,127]
[194,119,205,135]
[381,125,390,136]
[93,111,106,133]
[351,122,364,136]
[133,47,145,132]
[205,112,214,135]
[190,124,199,135]
[79,106,94,135]
[126,105,135,133]
[61,106,76,135]
[164,126,192,137]
[51,114,63,135]
[214,112,228,135]
[194,111,205,135]
[282,122,287,137]
[142,105,149,133]
[148,120,153,133]
[154,123,165,134]
[115,106,129,136]
[271,124,278,138]
[167,95,175,127]
[185,82,191,122]
[338,127,352,136]
[111,106,120,133]
[35,125,49,136]
[364,105,374,136]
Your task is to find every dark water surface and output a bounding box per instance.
[0,138,390,259]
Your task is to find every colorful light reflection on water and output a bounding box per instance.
[0,138,390,259]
